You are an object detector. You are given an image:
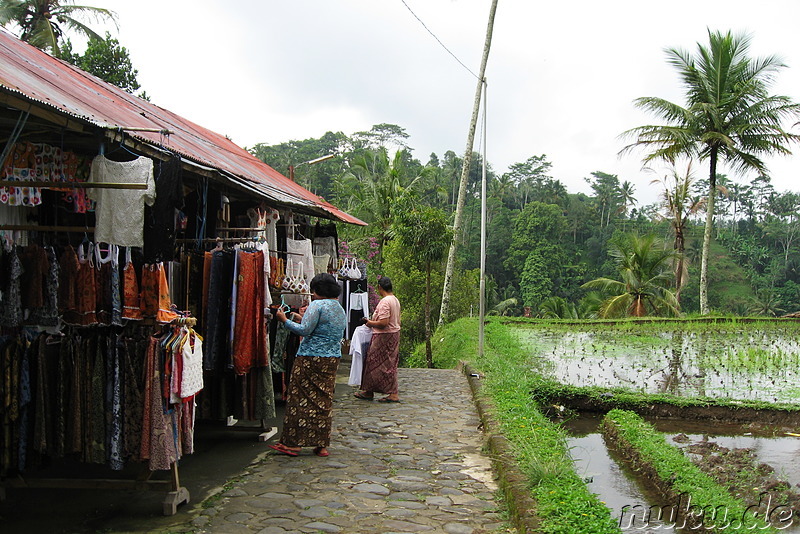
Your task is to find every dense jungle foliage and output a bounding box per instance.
[249,123,800,354]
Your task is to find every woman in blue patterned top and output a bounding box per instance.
[269,273,346,457]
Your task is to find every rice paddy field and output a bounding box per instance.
[510,321,800,404]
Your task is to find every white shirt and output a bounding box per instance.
[88,155,156,247]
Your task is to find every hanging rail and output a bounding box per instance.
[0,225,94,232]
[0,180,147,189]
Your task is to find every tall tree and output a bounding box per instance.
[651,161,703,305]
[393,206,452,368]
[505,201,568,307]
[622,29,800,314]
[439,0,498,327]
[619,180,637,218]
[0,0,115,56]
[334,147,420,259]
[762,191,800,269]
[586,171,621,228]
[249,131,348,200]
[59,32,140,93]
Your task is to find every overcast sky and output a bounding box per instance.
[88,0,800,207]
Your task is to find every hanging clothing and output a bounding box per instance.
[0,247,22,327]
[231,249,267,375]
[94,244,117,326]
[106,334,123,470]
[312,236,338,266]
[0,202,30,247]
[286,237,313,285]
[185,250,205,328]
[313,253,330,276]
[143,154,184,263]
[180,332,204,399]
[346,285,370,339]
[348,324,373,387]
[140,336,179,471]
[57,245,80,323]
[261,206,280,253]
[27,246,59,326]
[122,247,143,321]
[140,263,179,323]
[18,243,49,311]
[121,332,146,461]
[204,249,233,371]
[74,242,97,326]
[88,155,156,247]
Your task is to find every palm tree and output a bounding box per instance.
[334,147,420,260]
[582,233,679,318]
[748,288,785,317]
[621,29,800,315]
[618,180,637,218]
[0,0,116,56]
[652,161,703,305]
[538,296,579,319]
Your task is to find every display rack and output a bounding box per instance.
[0,463,189,516]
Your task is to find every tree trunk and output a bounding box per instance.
[699,149,718,315]
[425,264,433,368]
[438,0,499,327]
[674,225,685,306]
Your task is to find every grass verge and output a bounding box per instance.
[434,318,619,533]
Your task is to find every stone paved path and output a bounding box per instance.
[189,367,507,534]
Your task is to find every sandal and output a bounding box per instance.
[314,447,329,457]
[377,397,400,403]
[354,392,374,400]
[268,443,299,456]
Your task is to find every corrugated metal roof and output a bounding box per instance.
[0,28,366,226]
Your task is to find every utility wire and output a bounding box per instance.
[399,0,480,80]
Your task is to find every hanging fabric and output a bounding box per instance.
[87,155,155,247]
[122,247,143,320]
[143,153,184,263]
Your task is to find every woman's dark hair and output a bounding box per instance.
[310,273,341,298]
[377,276,393,292]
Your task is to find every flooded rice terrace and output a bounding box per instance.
[512,324,800,403]
[566,416,800,533]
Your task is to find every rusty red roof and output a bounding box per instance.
[0,29,365,226]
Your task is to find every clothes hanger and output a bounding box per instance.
[279,295,291,314]
[103,130,140,160]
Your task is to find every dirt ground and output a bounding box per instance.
[676,433,800,519]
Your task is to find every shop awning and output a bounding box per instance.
[0,29,366,226]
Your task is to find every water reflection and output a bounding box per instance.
[565,416,800,533]
[515,328,800,403]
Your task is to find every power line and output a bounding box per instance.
[399,0,480,80]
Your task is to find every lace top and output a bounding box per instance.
[88,155,155,247]
[283,298,346,358]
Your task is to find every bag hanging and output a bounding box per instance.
[347,257,361,280]
[272,258,284,289]
[296,262,309,294]
[282,257,293,291]
[338,257,349,280]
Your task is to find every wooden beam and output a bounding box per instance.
[0,93,87,132]
[0,180,147,189]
